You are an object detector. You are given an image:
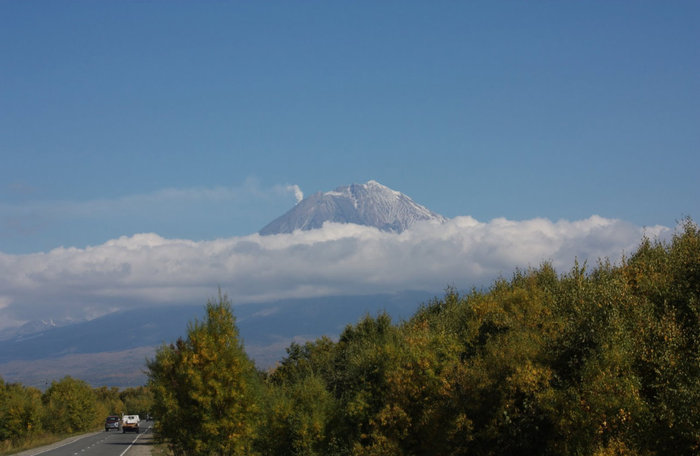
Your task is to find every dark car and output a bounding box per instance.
[105,415,120,432]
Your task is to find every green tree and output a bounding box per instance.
[0,378,44,444]
[623,220,700,455]
[259,337,337,455]
[94,386,125,418]
[325,313,400,454]
[546,262,646,455]
[120,386,153,417]
[269,337,336,388]
[41,376,98,434]
[258,373,334,456]
[441,274,558,456]
[147,293,261,456]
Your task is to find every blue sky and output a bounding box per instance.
[1,1,698,256]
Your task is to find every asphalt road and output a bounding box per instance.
[14,421,154,456]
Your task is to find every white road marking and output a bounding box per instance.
[119,424,152,456]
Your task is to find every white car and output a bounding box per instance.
[122,414,140,433]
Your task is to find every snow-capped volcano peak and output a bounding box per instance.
[259,181,446,235]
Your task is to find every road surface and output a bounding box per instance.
[13,421,154,456]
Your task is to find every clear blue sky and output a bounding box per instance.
[1,1,698,254]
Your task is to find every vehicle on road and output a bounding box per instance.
[122,414,140,433]
[105,415,120,432]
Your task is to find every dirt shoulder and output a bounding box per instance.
[125,428,155,456]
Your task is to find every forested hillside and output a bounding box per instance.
[147,219,699,455]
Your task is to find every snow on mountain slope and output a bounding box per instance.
[259,180,446,235]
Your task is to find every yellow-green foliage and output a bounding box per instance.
[147,292,261,456]
[93,386,125,418]
[257,219,699,455]
[41,376,99,434]
[0,379,43,444]
[120,386,152,418]
[260,337,336,456]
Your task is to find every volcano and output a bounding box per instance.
[260,180,446,235]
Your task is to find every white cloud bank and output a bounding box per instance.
[0,216,670,331]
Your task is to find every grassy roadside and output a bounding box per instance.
[0,428,101,456]
[150,442,171,456]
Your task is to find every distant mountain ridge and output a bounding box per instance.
[0,291,433,387]
[0,318,65,342]
[260,180,446,235]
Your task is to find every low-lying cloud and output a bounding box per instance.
[0,215,670,331]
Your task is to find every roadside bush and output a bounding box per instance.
[41,376,98,434]
[0,378,43,444]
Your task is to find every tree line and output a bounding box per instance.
[147,220,700,456]
[0,376,152,454]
